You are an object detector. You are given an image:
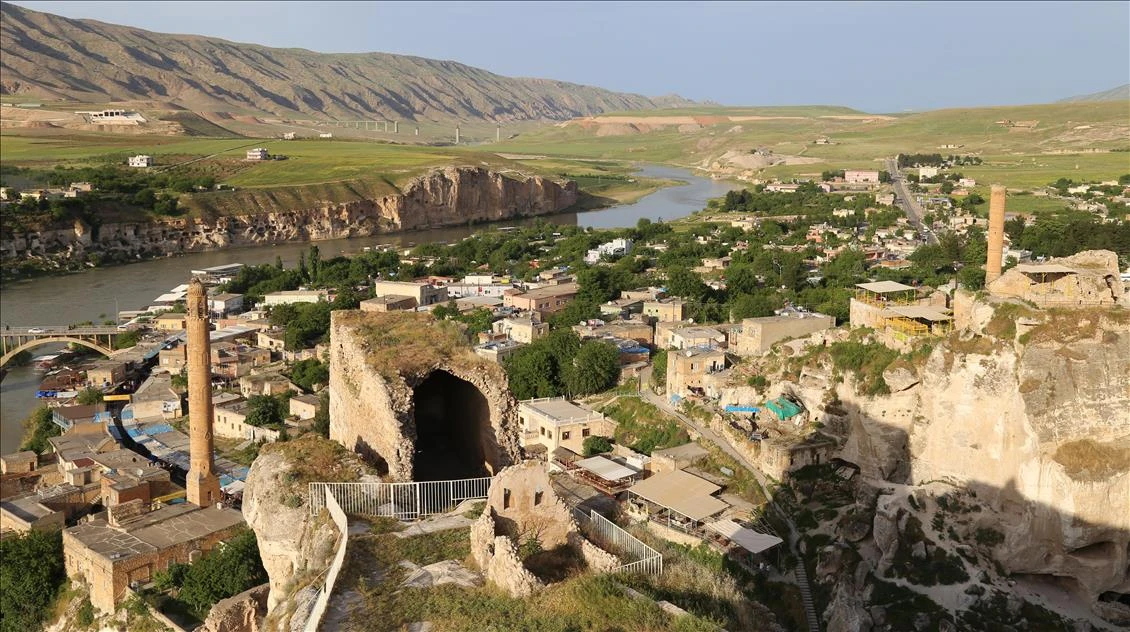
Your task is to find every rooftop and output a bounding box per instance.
[519,397,603,425]
[628,469,728,521]
[513,283,579,300]
[66,504,244,563]
[856,280,917,294]
[885,305,953,322]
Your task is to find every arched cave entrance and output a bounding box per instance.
[411,370,497,481]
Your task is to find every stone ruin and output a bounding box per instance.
[328,311,522,480]
[987,249,1128,308]
[470,461,620,597]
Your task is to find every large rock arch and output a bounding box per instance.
[328,311,521,480]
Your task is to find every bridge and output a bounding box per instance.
[0,326,129,370]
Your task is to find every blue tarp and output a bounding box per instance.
[219,475,235,487]
[127,428,145,438]
[142,424,175,436]
[724,405,760,413]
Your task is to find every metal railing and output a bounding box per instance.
[574,508,663,575]
[308,478,492,521]
[303,490,349,632]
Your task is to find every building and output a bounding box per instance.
[213,401,281,442]
[503,283,578,318]
[573,320,654,347]
[473,339,523,364]
[372,280,448,308]
[126,374,183,421]
[52,404,110,431]
[584,238,633,264]
[599,297,645,318]
[732,310,836,355]
[669,327,726,350]
[0,451,38,474]
[850,281,953,348]
[666,346,727,400]
[256,329,287,353]
[289,394,320,420]
[517,397,616,455]
[643,299,688,322]
[246,147,270,160]
[158,344,187,371]
[128,155,153,168]
[919,166,939,179]
[239,373,298,398]
[0,496,65,533]
[208,293,244,317]
[360,295,417,312]
[262,290,328,306]
[492,315,548,344]
[153,312,187,331]
[86,360,128,389]
[844,170,880,185]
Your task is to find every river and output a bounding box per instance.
[0,164,738,450]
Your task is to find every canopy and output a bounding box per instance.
[705,519,783,554]
[628,470,728,521]
[575,456,638,481]
[885,306,953,322]
[856,280,916,294]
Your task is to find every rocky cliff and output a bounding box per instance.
[0,166,578,265]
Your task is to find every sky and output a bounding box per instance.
[10,1,1130,112]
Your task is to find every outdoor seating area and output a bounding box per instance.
[624,469,729,533]
[571,455,643,495]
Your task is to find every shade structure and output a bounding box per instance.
[705,519,783,554]
[628,469,728,521]
[856,280,916,294]
[574,456,638,481]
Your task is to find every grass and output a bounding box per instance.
[600,396,690,455]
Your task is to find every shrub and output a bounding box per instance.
[76,598,95,627]
[582,435,613,456]
[0,529,65,632]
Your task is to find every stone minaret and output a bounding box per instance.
[185,278,221,507]
[985,184,1007,284]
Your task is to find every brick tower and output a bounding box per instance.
[985,184,1007,284]
[185,278,221,507]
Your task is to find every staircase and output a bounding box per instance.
[793,565,821,632]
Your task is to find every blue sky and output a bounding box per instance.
[12,1,1129,112]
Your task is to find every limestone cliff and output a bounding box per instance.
[0,167,578,264]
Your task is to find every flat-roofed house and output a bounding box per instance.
[517,397,616,455]
[503,283,578,318]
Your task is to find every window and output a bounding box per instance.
[562,431,570,440]
[540,427,546,436]
[503,488,511,509]
[547,430,553,439]
[582,428,591,438]
[534,491,544,506]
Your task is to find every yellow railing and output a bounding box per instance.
[854,291,917,307]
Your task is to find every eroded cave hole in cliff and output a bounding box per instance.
[411,370,497,481]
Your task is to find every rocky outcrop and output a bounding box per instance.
[328,310,521,479]
[986,249,1128,307]
[0,167,578,264]
[200,584,269,632]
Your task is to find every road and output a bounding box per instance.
[886,157,938,245]
[1,326,126,336]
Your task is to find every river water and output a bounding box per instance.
[0,164,737,450]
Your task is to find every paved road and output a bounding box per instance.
[886,157,938,245]
[0,325,126,336]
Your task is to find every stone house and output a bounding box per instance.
[214,401,282,442]
[503,283,579,318]
[372,280,449,308]
[666,347,728,400]
[0,450,37,474]
[643,299,688,322]
[256,329,287,353]
[289,394,320,420]
[152,312,186,332]
[492,315,549,344]
[86,360,128,389]
[670,327,727,350]
[158,344,187,371]
[360,295,417,312]
[732,311,836,356]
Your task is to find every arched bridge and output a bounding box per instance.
[0,326,129,370]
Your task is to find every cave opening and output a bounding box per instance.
[411,370,496,481]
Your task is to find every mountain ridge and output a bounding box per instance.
[1057,84,1129,103]
[0,2,695,123]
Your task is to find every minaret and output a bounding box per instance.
[985,184,1007,284]
[185,278,221,507]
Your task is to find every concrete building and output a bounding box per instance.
[127,155,153,168]
[213,401,282,442]
[517,398,615,455]
[360,295,417,312]
[262,290,327,306]
[372,280,449,308]
[246,147,270,160]
[256,329,287,353]
[239,373,297,398]
[208,293,244,317]
[503,283,578,318]
[666,346,727,400]
[492,315,548,344]
[158,344,187,371]
[473,339,523,364]
[844,170,880,185]
[584,238,633,264]
[670,327,727,350]
[153,312,187,331]
[732,310,836,356]
[52,404,110,431]
[86,360,127,389]
[289,394,320,420]
[643,299,688,322]
[919,166,940,179]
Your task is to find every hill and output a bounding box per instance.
[1058,84,1130,103]
[0,2,693,124]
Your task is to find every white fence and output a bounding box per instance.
[303,489,349,632]
[575,508,663,575]
[308,478,492,521]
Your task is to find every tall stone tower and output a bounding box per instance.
[985,184,1007,284]
[185,278,221,507]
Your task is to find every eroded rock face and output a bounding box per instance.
[328,311,521,480]
[200,584,269,632]
[0,167,578,263]
[986,249,1128,307]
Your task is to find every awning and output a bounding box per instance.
[706,519,783,554]
[885,306,953,322]
[575,456,638,481]
[856,281,916,294]
[628,470,728,521]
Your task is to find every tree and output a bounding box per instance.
[665,267,709,302]
[582,436,613,457]
[176,529,267,618]
[312,391,330,438]
[879,170,892,183]
[564,340,620,396]
[19,406,59,453]
[289,359,328,392]
[651,349,668,388]
[113,329,141,349]
[0,529,65,632]
[245,395,285,428]
[76,387,104,405]
[504,347,559,400]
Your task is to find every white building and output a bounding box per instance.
[958,178,976,188]
[246,148,270,161]
[919,166,940,179]
[584,238,633,264]
[262,290,328,306]
[128,155,154,168]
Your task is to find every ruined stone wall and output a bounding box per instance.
[0,167,578,265]
[328,311,521,480]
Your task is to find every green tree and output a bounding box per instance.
[19,406,59,454]
[0,529,65,632]
[504,347,560,400]
[245,395,285,428]
[582,436,613,456]
[564,340,620,396]
[176,529,267,618]
[312,391,330,438]
[651,349,668,388]
[75,387,104,405]
[289,359,328,392]
[113,329,141,349]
